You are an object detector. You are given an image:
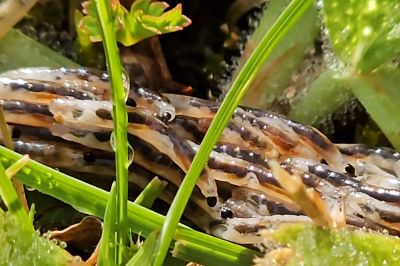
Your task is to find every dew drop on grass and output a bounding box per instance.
[26,186,36,192]
[110,131,117,152]
[22,167,31,175]
[59,241,67,249]
[127,144,134,167]
[122,67,130,103]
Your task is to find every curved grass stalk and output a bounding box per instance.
[0,146,259,265]
[152,0,315,265]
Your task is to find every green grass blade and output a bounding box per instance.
[98,182,117,266]
[152,0,314,265]
[95,0,130,261]
[0,146,259,265]
[133,177,167,208]
[0,159,33,233]
[241,0,318,109]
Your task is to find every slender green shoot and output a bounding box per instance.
[126,230,159,266]
[98,182,117,266]
[0,145,259,265]
[152,0,314,265]
[95,0,130,262]
[28,203,36,224]
[133,177,167,208]
[0,106,13,150]
[0,159,33,233]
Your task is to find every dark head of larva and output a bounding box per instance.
[221,207,234,219]
[160,111,172,123]
[345,163,356,177]
[126,98,137,107]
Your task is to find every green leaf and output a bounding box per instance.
[322,0,400,72]
[126,230,159,266]
[78,0,191,46]
[0,211,70,266]
[241,0,319,109]
[0,30,78,72]
[346,66,400,149]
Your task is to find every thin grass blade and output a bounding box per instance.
[95,0,130,262]
[98,182,118,266]
[133,177,167,208]
[0,146,259,265]
[152,0,314,265]
[0,160,33,233]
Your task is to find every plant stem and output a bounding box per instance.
[152,0,314,265]
[95,0,130,262]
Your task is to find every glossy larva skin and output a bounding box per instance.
[1,67,400,244]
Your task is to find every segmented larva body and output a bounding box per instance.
[1,68,400,244]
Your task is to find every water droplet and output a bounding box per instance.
[362,26,372,36]
[110,131,117,152]
[127,144,134,167]
[26,186,36,192]
[122,67,130,102]
[388,24,400,40]
[367,0,377,12]
[59,241,67,249]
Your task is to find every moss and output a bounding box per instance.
[269,224,400,266]
[0,211,70,266]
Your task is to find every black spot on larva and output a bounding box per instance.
[12,127,21,139]
[126,98,137,107]
[93,132,112,142]
[95,108,112,120]
[83,151,96,163]
[72,109,83,118]
[320,159,328,165]
[70,129,89,138]
[206,196,217,207]
[221,207,234,219]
